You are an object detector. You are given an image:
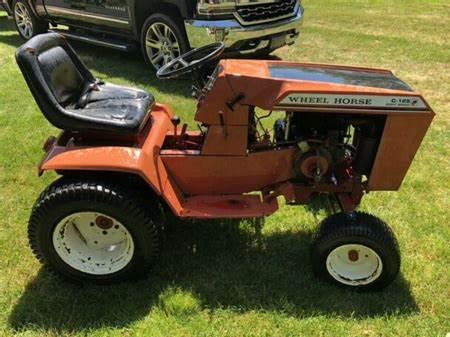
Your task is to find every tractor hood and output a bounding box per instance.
[267,64,413,92]
[219,59,430,111]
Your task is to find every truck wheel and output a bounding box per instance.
[28,178,160,283]
[13,0,47,40]
[141,13,189,71]
[311,212,400,290]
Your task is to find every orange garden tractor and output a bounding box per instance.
[16,33,434,290]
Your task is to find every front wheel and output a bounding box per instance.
[28,178,160,283]
[13,0,47,40]
[311,212,400,290]
[141,13,190,71]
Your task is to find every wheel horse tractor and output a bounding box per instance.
[16,33,434,290]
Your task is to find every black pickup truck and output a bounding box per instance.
[4,0,304,70]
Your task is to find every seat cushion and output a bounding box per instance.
[67,83,155,135]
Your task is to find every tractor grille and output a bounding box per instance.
[235,0,298,25]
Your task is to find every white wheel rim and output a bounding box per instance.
[326,244,383,286]
[145,22,181,69]
[53,212,135,275]
[14,2,33,39]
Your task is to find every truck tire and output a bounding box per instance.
[28,177,160,284]
[141,13,190,71]
[13,0,47,40]
[311,212,400,290]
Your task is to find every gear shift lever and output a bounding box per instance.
[171,116,181,140]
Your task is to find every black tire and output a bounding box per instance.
[13,0,47,40]
[140,13,190,71]
[28,177,160,284]
[311,212,400,290]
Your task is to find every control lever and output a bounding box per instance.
[171,116,181,142]
[218,110,228,138]
[180,123,188,140]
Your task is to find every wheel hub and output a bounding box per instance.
[326,244,383,286]
[145,22,181,69]
[161,39,170,53]
[96,215,114,230]
[348,249,359,262]
[53,212,135,275]
[15,2,33,39]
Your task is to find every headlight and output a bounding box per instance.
[197,0,236,17]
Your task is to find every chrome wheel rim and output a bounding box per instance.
[145,22,181,69]
[326,244,383,286]
[14,2,33,39]
[53,212,135,275]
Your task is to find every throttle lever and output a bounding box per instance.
[171,116,181,143]
[218,111,228,138]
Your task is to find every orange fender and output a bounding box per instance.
[40,104,185,216]
[41,147,143,176]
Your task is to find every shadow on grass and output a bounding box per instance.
[9,218,418,333]
[0,32,21,48]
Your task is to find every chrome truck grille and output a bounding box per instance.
[235,0,298,25]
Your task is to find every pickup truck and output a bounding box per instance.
[6,0,304,70]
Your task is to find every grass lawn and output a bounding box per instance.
[0,0,449,336]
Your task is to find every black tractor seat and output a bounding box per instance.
[16,33,154,135]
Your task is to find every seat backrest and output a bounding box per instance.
[38,45,85,105]
[15,33,96,127]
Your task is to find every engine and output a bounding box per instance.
[274,112,386,184]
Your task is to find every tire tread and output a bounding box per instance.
[311,211,400,290]
[28,177,160,283]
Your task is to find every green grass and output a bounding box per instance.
[0,1,449,336]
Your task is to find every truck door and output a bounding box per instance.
[82,0,131,30]
[43,0,131,31]
[43,0,84,22]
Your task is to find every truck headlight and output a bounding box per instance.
[197,0,236,18]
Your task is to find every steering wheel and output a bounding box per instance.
[156,43,225,79]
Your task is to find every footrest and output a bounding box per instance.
[180,195,278,219]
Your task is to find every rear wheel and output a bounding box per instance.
[141,13,189,71]
[311,212,400,290]
[28,178,160,283]
[13,0,47,40]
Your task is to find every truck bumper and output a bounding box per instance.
[184,7,304,55]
